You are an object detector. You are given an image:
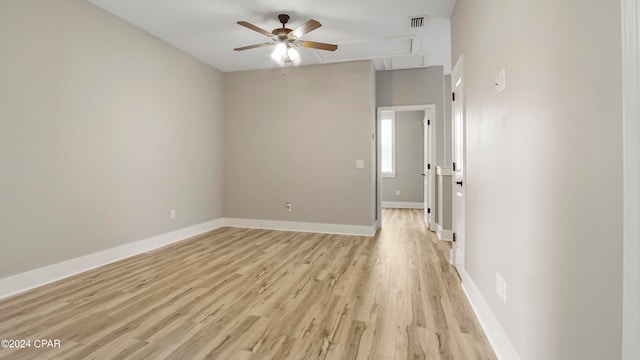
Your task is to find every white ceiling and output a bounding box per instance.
[88,0,455,73]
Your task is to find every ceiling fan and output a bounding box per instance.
[234,14,338,65]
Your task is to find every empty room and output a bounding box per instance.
[1,0,638,359]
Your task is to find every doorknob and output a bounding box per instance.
[456,180,463,186]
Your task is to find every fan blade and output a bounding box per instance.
[237,21,273,38]
[288,19,321,40]
[300,40,338,51]
[234,42,274,51]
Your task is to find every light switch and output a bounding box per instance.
[496,68,506,94]
[355,160,365,169]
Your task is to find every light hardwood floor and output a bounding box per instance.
[0,209,496,359]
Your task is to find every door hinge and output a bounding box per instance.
[427,119,431,125]
[453,162,456,171]
[427,163,431,170]
[452,92,455,101]
[453,233,456,242]
[427,208,431,214]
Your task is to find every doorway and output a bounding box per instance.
[622,0,640,358]
[376,105,436,229]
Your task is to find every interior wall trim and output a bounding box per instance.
[436,224,453,241]
[222,218,377,237]
[622,0,640,358]
[461,270,521,360]
[0,218,377,300]
[0,218,225,300]
[381,201,424,209]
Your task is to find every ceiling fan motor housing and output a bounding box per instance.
[272,28,292,38]
[278,14,289,25]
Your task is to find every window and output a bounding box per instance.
[380,111,395,177]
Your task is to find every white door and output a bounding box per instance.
[452,57,466,271]
[423,116,431,228]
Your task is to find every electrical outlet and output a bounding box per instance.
[285,202,292,212]
[396,190,401,196]
[355,160,365,169]
[170,209,176,219]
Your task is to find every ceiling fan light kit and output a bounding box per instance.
[234,13,338,67]
[270,43,301,65]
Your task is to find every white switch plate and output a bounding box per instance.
[170,209,176,219]
[503,279,507,303]
[495,68,506,94]
[495,272,507,303]
[396,190,401,196]
[355,160,364,169]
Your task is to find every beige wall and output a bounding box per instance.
[0,0,224,278]
[452,0,622,359]
[223,61,375,226]
[381,111,424,203]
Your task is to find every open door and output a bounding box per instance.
[452,57,466,271]
[423,115,431,228]
[422,109,436,231]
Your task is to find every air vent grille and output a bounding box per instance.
[410,16,426,28]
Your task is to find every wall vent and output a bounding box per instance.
[410,16,426,28]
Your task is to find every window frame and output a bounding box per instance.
[380,111,396,178]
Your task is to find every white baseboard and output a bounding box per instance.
[436,224,453,241]
[381,201,424,209]
[0,218,225,300]
[0,217,377,300]
[223,218,377,237]
[460,270,521,360]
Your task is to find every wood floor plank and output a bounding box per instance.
[0,209,496,360]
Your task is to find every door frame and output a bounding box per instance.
[622,0,640,358]
[451,55,466,270]
[376,105,436,229]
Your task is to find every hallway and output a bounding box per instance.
[375,208,496,359]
